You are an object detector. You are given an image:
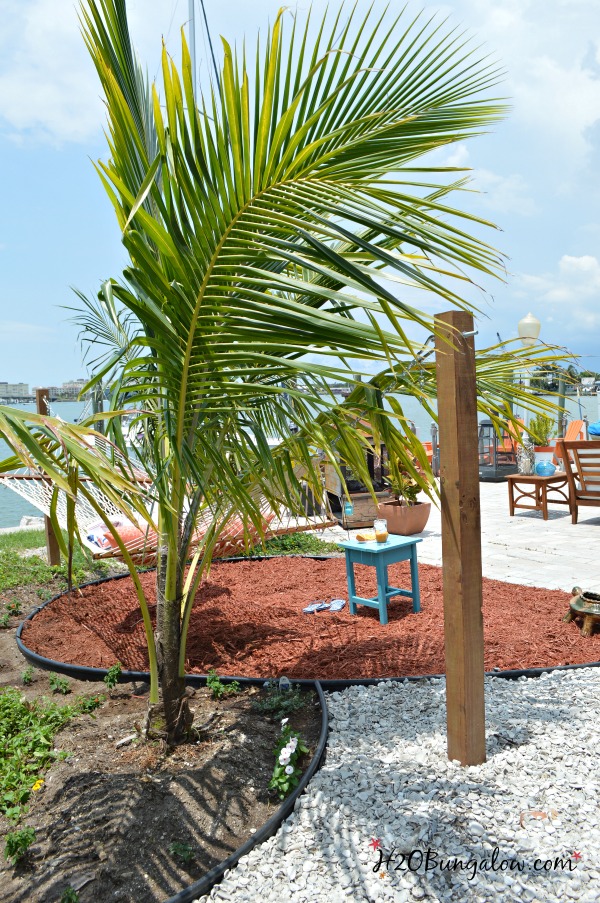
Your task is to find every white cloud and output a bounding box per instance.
[434,143,535,216]
[439,0,600,172]
[513,55,600,169]
[514,254,600,333]
[443,143,470,168]
[0,0,188,144]
[2,0,599,164]
[473,169,536,216]
[0,0,101,143]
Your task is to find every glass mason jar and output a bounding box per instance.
[373,518,389,543]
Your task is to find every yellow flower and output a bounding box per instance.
[32,779,44,792]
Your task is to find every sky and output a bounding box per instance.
[1,0,600,388]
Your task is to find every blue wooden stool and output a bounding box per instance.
[337,534,422,626]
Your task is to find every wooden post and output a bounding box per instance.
[35,389,61,567]
[92,382,105,436]
[434,311,486,765]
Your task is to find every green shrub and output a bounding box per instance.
[528,413,554,446]
[104,661,122,691]
[169,841,196,864]
[0,688,98,821]
[240,532,341,557]
[60,888,80,903]
[268,723,308,799]
[48,673,71,695]
[253,681,306,719]
[206,669,240,700]
[4,826,36,865]
[76,694,105,715]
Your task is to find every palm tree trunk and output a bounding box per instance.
[146,587,193,743]
[145,537,192,743]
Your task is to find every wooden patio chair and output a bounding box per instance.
[552,419,585,466]
[556,439,600,524]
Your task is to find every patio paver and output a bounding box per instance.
[319,481,600,593]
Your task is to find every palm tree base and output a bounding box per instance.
[144,696,194,744]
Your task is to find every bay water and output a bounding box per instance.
[0,394,597,529]
[0,402,86,529]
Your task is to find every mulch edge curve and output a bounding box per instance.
[15,561,600,687]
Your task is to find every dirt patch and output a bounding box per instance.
[0,604,322,903]
[21,557,596,678]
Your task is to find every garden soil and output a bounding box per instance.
[0,598,321,903]
[23,556,598,678]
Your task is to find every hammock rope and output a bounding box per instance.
[0,448,337,565]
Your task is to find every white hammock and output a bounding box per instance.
[0,438,336,565]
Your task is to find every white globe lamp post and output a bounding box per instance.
[518,312,541,348]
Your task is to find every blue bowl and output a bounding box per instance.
[535,461,556,476]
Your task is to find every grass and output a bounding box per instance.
[0,529,47,554]
[0,529,338,596]
[0,533,110,593]
[0,551,58,591]
[242,532,342,558]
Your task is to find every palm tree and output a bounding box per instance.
[0,0,566,743]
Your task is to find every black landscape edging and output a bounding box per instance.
[15,563,600,687]
[13,565,600,898]
[163,680,329,903]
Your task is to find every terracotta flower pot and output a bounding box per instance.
[376,499,431,535]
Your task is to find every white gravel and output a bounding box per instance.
[195,668,600,902]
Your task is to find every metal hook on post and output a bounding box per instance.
[415,333,436,363]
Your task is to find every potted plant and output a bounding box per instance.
[528,414,555,466]
[377,471,431,535]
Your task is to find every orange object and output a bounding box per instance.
[356,531,376,542]
[556,439,600,523]
[552,419,585,465]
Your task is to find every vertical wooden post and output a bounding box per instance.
[92,382,105,436]
[434,311,486,765]
[35,389,61,567]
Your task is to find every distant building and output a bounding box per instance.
[0,382,29,398]
[30,380,90,400]
[60,379,88,397]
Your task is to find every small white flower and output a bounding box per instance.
[285,765,294,775]
[288,737,298,751]
[279,751,291,765]
[280,718,289,729]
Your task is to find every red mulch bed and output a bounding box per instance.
[21,557,600,679]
